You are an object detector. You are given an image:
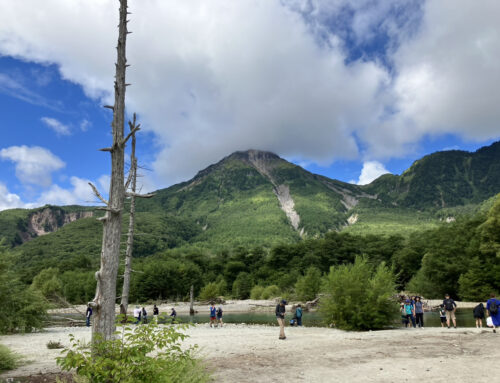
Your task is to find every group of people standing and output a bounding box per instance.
[275,300,304,340]
[402,293,500,332]
[209,302,224,327]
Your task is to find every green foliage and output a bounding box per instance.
[57,322,210,383]
[0,251,47,334]
[232,272,253,299]
[0,344,21,372]
[261,285,281,300]
[479,194,500,257]
[47,340,64,349]
[250,285,265,299]
[198,282,219,301]
[320,257,399,331]
[294,267,322,301]
[30,267,63,300]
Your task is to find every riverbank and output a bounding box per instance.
[48,298,483,316]
[1,324,498,382]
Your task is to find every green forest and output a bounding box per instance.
[1,194,498,309]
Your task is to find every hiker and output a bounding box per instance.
[141,307,148,324]
[439,305,447,327]
[403,299,416,328]
[170,307,177,323]
[153,304,159,322]
[209,302,217,327]
[275,299,286,339]
[473,302,485,328]
[414,296,424,328]
[85,304,92,327]
[401,304,409,327]
[295,304,303,326]
[486,293,500,333]
[216,305,223,327]
[443,294,457,328]
[133,306,141,324]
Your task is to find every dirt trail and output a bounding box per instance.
[1,325,498,382]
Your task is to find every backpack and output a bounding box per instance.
[217,307,223,316]
[405,304,412,315]
[490,300,499,315]
[444,299,455,311]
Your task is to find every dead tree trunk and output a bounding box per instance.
[190,285,195,315]
[90,0,130,341]
[120,115,139,317]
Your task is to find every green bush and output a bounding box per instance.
[57,322,210,383]
[261,285,280,299]
[320,256,398,331]
[294,267,322,301]
[0,344,21,372]
[250,285,265,300]
[198,282,219,301]
[232,272,253,299]
[0,259,47,334]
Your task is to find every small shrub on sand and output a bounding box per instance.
[57,322,210,383]
[198,282,219,301]
[47,340,65,349]
[0,344,21,372]
[320,256,399,331]
[295,267,322,301]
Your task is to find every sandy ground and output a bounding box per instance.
[1,323,499,383]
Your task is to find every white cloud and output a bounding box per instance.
[41,117,71,136]
[0,145,65,187]
[0,0,498,187]
[35,176,97,206]
[80,119,91,132]
[356,161,390,185]
[0,182,26,211]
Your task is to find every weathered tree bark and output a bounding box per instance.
[120,115,139,317]
[190,285,195,315]
[90,0,129,341]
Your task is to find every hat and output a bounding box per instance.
[281,299,287,304]
[405,299,410,303]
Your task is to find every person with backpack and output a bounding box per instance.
[133,306,141,324]
[403,299,416,328]
[216,305,223,327]
[473,302,485,328]
[153,304,159,322]
[400,304,409,327]
[443,294,457,328]
[170,307,177,323]
[414,296,424,328]
[85,304,93,327]
[209,302,217,328]
[275,299,286,339]
[295,304,303,326]
[486,293,500,333]
[141,307,148,324]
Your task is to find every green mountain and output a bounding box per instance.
[1,142,499,257]
[363,141,500,209]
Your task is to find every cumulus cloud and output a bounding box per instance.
[0,0,498,187]
[0,182,26,211]
[0,145,65,187]
[356,161,390,185]
[35,176,97,206]
[41,117,71,136]
[80,119,91,132]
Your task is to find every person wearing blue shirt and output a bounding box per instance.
[295,304,303,326]
[486,293,500,333]
[209,302,217,328]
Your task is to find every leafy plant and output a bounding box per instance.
[47,340,65,349]
[320,256,398,331]
[250,285,265,299]
[57,322,210,383]
[294,267,322,301]
[261,285,280,300]
[0,344,21,372]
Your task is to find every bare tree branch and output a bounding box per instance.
[88,182,109,205]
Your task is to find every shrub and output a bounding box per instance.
[0,344,21,372]
[294,267,322,301]
[320,256,399,331]
[232,272,253,299]
[47,340,64,349]
[250,285,265,300]
[57,322,210,383]
[198,282,219,301]
[261,285,280,300]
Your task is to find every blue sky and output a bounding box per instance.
[0,0,499,210]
